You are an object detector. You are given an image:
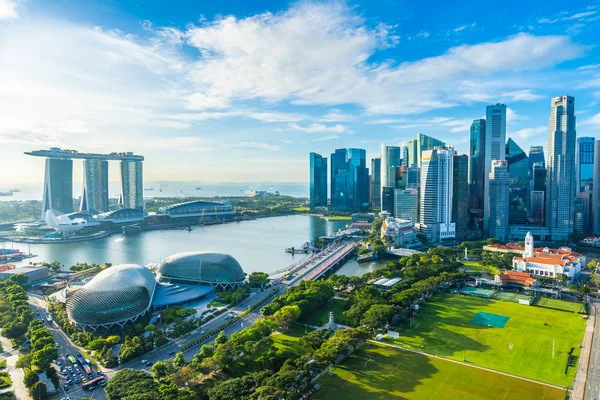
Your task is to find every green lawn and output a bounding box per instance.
[313,343,566,400]
[536,297,586,313]
[325,216,352,221]
[387,293,586,387]
[271,325,311,355]
[300,298,353,327]
[461,260,486,272]
[0,360,6,369]
[0,372,11,389]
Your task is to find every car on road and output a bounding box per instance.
[142,359,150,365]
[88,386,97,391]
[55,342,60,347]
[200,330,206,334]
[63,385,69,391]
[82,377,87,383]
[168,351,175,355]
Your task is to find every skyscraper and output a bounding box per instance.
[309,152,328,209]
[394,188,418,222]
[575,190,592,234]
[380,145,401,188]
[370,158,381,211]
[488,160,509,241]
[412,133,446,167]
[546,95,576,242]
[119,160,144,210]
[593,140,600,234]
[506,138,529,225]
[530,162,547,225]
[576,137,595,193]
[381,187,395,216]
[453,154,468,241]
[330,148,348,204]
[483,104,507,234]
[348,148,369,211]
[80,159,109,214]
[41,158,73,217]
[528,146,545,171]
[407,164,420,189]
[401,146,409,167]
[468,119,486,226]
[419,147,455,242]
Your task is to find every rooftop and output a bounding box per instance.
[25,148,144,161]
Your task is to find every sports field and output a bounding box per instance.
[536,297,586,313]
[388,293,586,386]
[313,343,566,400]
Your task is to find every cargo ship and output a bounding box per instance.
[0,192,13,197]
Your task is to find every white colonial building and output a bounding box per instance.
[511,232,584,280]
[381,217,417,247]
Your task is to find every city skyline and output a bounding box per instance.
[0,0,599,184]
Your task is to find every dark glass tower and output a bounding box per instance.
[348,148,369,211]
[370,158,381,211]
[42,158,73,217]
[577,137,595,192]
[453,154,469,241]
[468,119,486,231]
[506,138,529,225]
[330,148,348,207]
[309,152,328,209]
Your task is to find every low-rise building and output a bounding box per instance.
[381,217,417,246]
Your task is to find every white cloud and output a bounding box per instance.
[390,116,473,133]
[0,0,18,20]
[184,93,230,110]
[289,123,350,133]
[313,135,340,142]
[452,23,476,33]
[578,64,600,70]
[581,113,600,127]
[234,141,281,151]
[538,10,597,24]
[513,126,546,139]
[319,109,357,122]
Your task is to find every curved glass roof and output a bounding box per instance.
[66,264,156,326]
[157,252,245,284]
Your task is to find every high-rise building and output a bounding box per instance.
[394,166,408,190]
[407,140,416,166]
[309,152,328,209]
[506,138,529,225]
[394,188,418,223]
[412,134,446,167]
[119,160,144,210]
[380,145,402,189]
[401,146,409,167]
[468,119,486,223]
[80,159,109,214]
[528,146,545,171]
[330,149,347,204]
[546,95,576,242]
[576,137,595,193]
[418,147,455,242]
[593,140,600,234]
[453,154,468,241]
[406,164,420,188]
[348,148,369,211]
[529,162,547,225]
[575,190,592,234]
[488,160,509,241]
[381,187,395,216]
[41,158,73,217]
[483,104,507,234]
[370,158,381,211]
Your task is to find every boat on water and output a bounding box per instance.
[0,192,13,197]
[144,188,155,191]
[196,187,202,190]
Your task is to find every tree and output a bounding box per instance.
[2,321,27,339]
[31,381,46,400]
[24,370,39,389]
[361,304,395,329]
[105,369,159,399]
[151,360,174,379]
[214,331,228,346]
[173,352,185,367]
[588,259,599,270]
[248,272,270,289]
[32,344,58,371]
[272,305,301,332]
[16,353,33,369]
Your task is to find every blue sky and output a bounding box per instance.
[0,0,599,184]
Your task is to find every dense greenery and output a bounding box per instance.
[0,200,41,223]
[247,272,270,289]
[0,276,34,340]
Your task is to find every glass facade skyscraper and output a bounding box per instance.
[529,163,547,225]
[329,148,368,212]
[488,160,510,241]
[394,188,418,222]
[468,119,486,225]
[528,146,545,171]
[506,138,529,225]
[380,145,401,188]
[483,104,506,235]
[80,159,109,214]
[309,152,328,209]
[576,137,595,193]
[453,154,469,241]
[348,148,369,211]
[370,158,381,210]
[119,160,144,210]
[330,148,348,207]
[42,158,73,217]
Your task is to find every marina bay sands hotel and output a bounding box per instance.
[25,148,144,217]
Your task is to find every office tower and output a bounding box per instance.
[330,148,348,203]
[593,140,600,234]
[529,162,547,225]
[381,187,395,215]
[411,133,446,167]
[370,158,381,211]
[401,146,409,167]
[41,158,73,217]
[546,95,576,242]
[332,166,352,211]
[80,159,109,214]
[468,119,486,222]
[576,137,595,193]
[309,152,328,209]
[394,188,418,222]
[506,138,529,225]
[119,160,144,210]
[488,160,509,241]
[483,104,507,234]
[452,154,468,241]
[380,145,402,188]
[348,148,369,211]
[407,164,420,189]
[395,166,408,190]
[575,190,592,234]
[528,146,545,171]
[419,147,455,242]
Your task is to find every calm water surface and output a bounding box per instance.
[3,215,387,277]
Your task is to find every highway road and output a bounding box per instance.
[28,295,108,400]
[585,300,600,400]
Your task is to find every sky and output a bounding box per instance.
[0,0,599,184]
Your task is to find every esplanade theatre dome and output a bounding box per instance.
[66,264,156,329]
[157,251,245,289]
